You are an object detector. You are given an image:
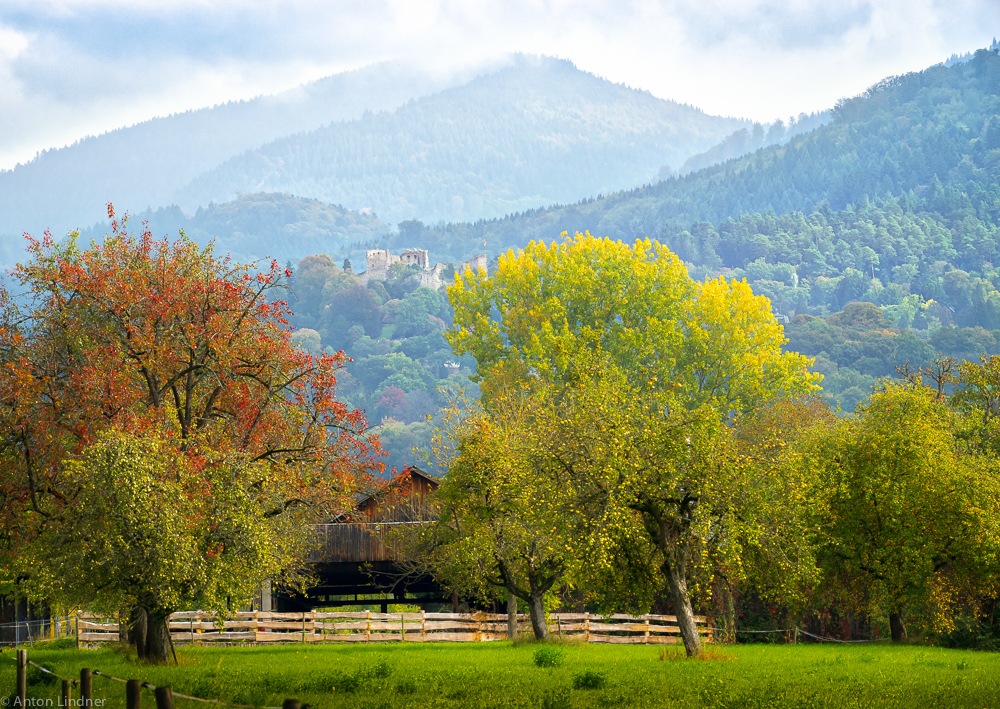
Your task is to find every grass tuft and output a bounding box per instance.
[659,645,735,661]
[533,646,566,667]
[572,669,608,689]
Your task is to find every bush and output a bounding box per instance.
[533,646,565,667]
[572,670,608,689]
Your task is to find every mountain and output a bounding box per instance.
[0,61,467,241]
[678,109,830,175]
[391,48,1000,265]
[173,55,749,226]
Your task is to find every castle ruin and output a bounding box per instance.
[360,248,487,290]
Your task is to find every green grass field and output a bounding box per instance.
[4,641,1000,708]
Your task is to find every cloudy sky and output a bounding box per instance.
[1,0,997,171]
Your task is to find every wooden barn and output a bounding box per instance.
[275,467,451,613]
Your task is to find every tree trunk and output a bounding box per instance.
[507,591,518,639]
[119,609,130,646]
[889,611,908,643]
[527,590,548,641]
[129,606,147,657]
[717,583,736,644]
[142,612,171,663]
[663,555,702,657]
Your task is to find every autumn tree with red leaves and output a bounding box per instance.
[0,206,382,660]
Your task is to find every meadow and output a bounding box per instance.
[4,640,1000,709]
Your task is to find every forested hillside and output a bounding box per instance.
[77,193,391,265]
[285,255,477,473]
[678,109,830,175]
[175,56,749,226]
[403,48,1000,262]
[23,48,1000,469]
[281,47,1000,468]
[0,61,460,243]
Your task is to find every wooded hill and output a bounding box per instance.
[77,193,390,265]
[175,55,749,226]
[282,47,1000,449]
[402,48,1000,264]
[0,62,459,242]
[0,54,751,266]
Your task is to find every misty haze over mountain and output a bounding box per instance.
[0,54,752,262]
[0,61,472,241]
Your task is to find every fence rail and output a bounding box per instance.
[78,610,710,645]
[0,615,77,647]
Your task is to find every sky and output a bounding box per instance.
[0,0,998,171]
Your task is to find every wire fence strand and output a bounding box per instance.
[1,650,283,709]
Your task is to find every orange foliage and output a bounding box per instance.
[0,205,383,566]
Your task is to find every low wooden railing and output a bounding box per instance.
[78,611,710,645]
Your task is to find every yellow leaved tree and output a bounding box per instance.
[441,231,819,655]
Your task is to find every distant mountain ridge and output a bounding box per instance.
[385,48,1000,265]
[173,55,749,226]
[0,61,468,241]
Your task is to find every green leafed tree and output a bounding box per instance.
[444,231,819,654]
[796,381,1000,641]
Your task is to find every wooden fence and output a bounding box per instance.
[78,611,711,645]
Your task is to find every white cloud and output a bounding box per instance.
[1,0,998,170]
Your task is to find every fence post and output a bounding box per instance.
[62,679,71,708]
[75,611,80,650]
[154,685,174,709]
[16,649,27,708]
[365,610,370,644]
[127,679,142,709]
[301,611,306,644]
[644,617,650,644]
[584,612,590,643]
[421,610,426,642]
[81,668,92,707]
